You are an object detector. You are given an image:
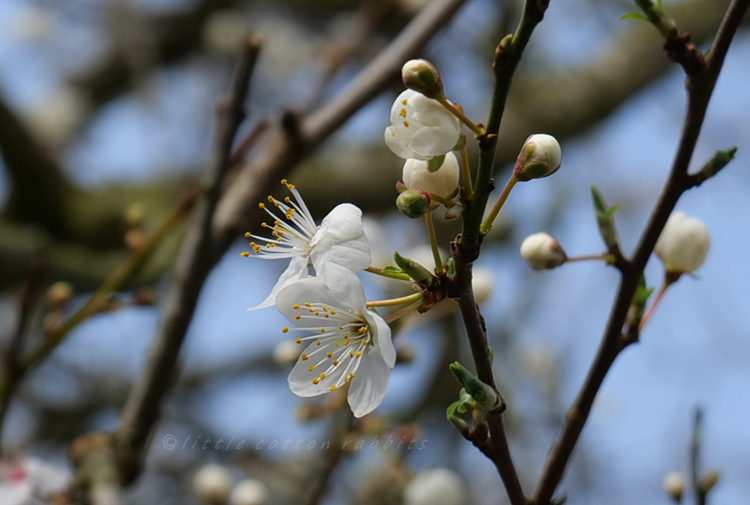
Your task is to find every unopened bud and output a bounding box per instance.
[396,189,432,219]
[519,232,567,270]
[698,469,720,494]
[402,152,460,199]
[193,464,232,505]
[404,468,467,505]
[394,251,434,284]
[401,59,443,99]
[449,362,502,412]
[662,471,685,502]
[229,479,268,505]
[447,413,472,438]
[47,281,74,309]
[655,211,710,274]
[513,134,562,182]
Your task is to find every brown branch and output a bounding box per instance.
[532,1,750,503]
[114,0,468,484]
[114,36,262,483]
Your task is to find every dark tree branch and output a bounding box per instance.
[533,1,749,502]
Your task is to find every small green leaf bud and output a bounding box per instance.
[513,134,562,182]
[698,469,720,495]
[393,251,434,283]
[401,59,444,99]
[662,471,685,502]
[396,189,432,219]
[449,362,503,412]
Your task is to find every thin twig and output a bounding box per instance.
[533,2,749,503]
[0,254,46,442]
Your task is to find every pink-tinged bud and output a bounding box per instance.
[514,134,562,182]
[519,232,567,270]
[655,211,710,274]
[396,189,432,219]
[401,59,443,99]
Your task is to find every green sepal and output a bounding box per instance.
[427,154,446,173]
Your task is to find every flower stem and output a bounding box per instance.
[367,292,423,308]
[639,282,670,332]
[437,96,485,136]
[460,146,473,197]
[364,266,412,281]
[425,211,444,274]
[480,174,517,235]
[384,299,425,324]
[566,254,616,264]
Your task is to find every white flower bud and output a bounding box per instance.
[655,212,710,274]
[698,469,720,494]
[273,340,301,366]
[404,468,467,505]
[402,152,459,199]
[401,59,443,99]
[513,134,562,182]
[662,471,685,502]
[385,90,461,161]
[519,232,567,270]
[396,189,432,219]
[472,267,494,304]
[193,464,232,504]
[229,479,269,505]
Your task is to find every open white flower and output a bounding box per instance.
[655,211,710,273]
[245,181,371,310]
[276,263,395,418]
[385,90,461,161]
[402,152,460,199]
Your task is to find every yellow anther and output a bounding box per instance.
[349,372,356,378]
[344,341,350,346]
[402,99,408,105]
[355,351,362,357]
[343,335,349,339]
[322,305,328,311]
[295,338,302,344]
[324,314,330,318]
[319,328,325,333]
[281,179,288,185]
[332,360,339,366]
[240,251,250,257]
[349,352,354,358]
[253,246,261,253]
[316,341,321,345]
[282,327,289,333]
[267,195,275,202]
[330,309,336,315]
[330,385,337,391]
[358,327,367,334]
[295,315,301,320]
[338,326,344,330]
[301,354,309,361]
[308,365,315,372]
[326,352,333,358]
[261,222,268,228]
[399,108,407,118]
[274,201,281,207]
[244,232,251,238]
[304,302,312,307]
[284,196,291,203]
[287,184,296,190]
[319,373,326,379]
[258,202,265,209]
[314,311,320,316]
[403,121,410,128]
[312,377,320,385]
[344,376,350,383]
[293,304,301,310]
[308,308,315,313]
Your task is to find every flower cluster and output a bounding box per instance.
[242,180,394,418]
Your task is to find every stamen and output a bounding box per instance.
[282,327,289,333]
[244,232,251,238]
[312,377,320,385]
[326,352,333,358]
[330,385,337,391]
[301,354,309,361]
[240,252,250,257]
[295,338,302,344]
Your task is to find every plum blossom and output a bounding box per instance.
[244,180,371,310]
[385,90,461,161]
[654,211,710,274]
[519,232,567,270]
[402,152,460,199]
[276,263,395,418]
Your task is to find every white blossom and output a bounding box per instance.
[402,152,460,199]
[385,90,461,160]
[519,232,567,270]
[276,263,395,418]
[0,457,71,505]
[404,468,467,505]
[655,211,710,273]
[245,181,371,310]
[514,134,562,181]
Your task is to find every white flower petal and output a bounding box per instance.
[311,204,371,272]
[367,310,395,367]
[347,349,391,417]
[409,125,459,158]
[390,90,416,123]
[247,256,308,311]
[288,340,346,396]
[275,275,340,325]
[319,263,367,313]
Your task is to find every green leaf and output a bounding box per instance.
[427,154,446,173]
[590,184,621,253]
[620,12,649,21]
[383,266,405,275]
